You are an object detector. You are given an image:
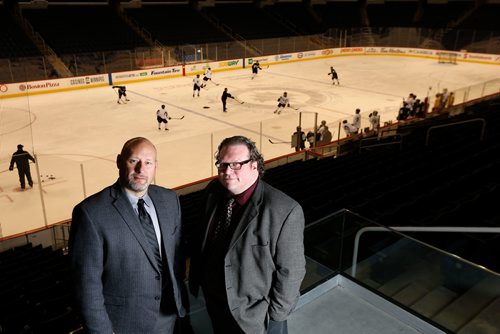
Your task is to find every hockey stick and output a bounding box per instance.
[290,106,300,111]
[234,97,245,104]
[268,139,291,145]
[170,116,185,120]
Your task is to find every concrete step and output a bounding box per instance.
[411,286,457,318]
[378,261,439,297]
[392,282,429,306]
[457,297,500,334]
[433,276,500,332]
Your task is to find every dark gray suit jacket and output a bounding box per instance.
[69,181,185,334]
[190,179,306,334]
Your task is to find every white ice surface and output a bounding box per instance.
[0,56,498,237]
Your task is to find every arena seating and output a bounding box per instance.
[202,4,293,40]
[419,2,474,28]
[0,244,80,333]
[317,2,363,28]
[367,2,418,28]
[0,7,40,58]
[22,5,146,54]
[125,5,228,45]
[456,4,500,30]
[262,3,325,35]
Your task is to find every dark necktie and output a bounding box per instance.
[213,198,235,241]
[137,198,162,270]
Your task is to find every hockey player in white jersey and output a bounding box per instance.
[156,105,170,131]
[352,108,361,133]
[201,67,213,87]
[274,92,290,114]
[193,74,202,97]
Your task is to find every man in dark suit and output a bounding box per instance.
[190,135,306,334]
[69,137,185,334]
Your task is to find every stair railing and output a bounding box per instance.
[351,226,500,276]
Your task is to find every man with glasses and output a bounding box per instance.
[189,135,306,334]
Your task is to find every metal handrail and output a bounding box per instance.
[351,226,500,277]
[359,134,403,152]
[425,118,485,146]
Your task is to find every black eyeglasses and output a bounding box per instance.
[215,159,252,171]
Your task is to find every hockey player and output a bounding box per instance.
[352,108,361,133]
[201,67,213,87]
[328,67,339,85]
[251,61,262,80]
[274,92,290,114]
[113,86,129,104]
[292,126,306,152]
[369,111,380,133]
[193,74,202,97]
[156,105,171,131]
[342,120,357,137]
[221,88,234,112]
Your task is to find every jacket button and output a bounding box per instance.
[155,296,161,300]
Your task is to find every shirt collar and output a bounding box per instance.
[123,187,152,208]
[229,178,259,206]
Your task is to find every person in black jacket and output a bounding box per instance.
[9,144,36,190]
[221,88,234,112]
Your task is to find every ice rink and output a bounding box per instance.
[1,55,498,237]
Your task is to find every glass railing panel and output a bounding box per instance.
[36,155,84,226]
[0,85,43,238]
[301,256,337,292]
[338,211,500,333]
[80,154,117,198]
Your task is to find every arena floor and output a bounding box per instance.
[0,55,498,237]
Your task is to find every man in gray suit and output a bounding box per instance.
[70,137,185,334]
[190,135,306,334]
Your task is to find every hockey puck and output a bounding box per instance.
[203,106,210,109]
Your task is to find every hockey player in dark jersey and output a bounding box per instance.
[251,61,263,80]
[113,85,130,103]
[328,67,340,85]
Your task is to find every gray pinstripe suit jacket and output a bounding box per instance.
[69,181,185,334]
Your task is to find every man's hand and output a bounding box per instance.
[9,166,13,171]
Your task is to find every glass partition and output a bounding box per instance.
[301,209,500,333]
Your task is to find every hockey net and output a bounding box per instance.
[438,52,458,64]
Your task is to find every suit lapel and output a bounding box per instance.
[111,182,159,273]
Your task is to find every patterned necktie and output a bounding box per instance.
[137,198,162,270]
[213,198,235,241]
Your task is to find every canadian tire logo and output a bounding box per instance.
[0,84,7,93]
[19,84,27,91]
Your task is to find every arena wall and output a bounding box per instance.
[0,47,498,99]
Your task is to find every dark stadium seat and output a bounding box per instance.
[126,5,227,45]
[22,5,146,54]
